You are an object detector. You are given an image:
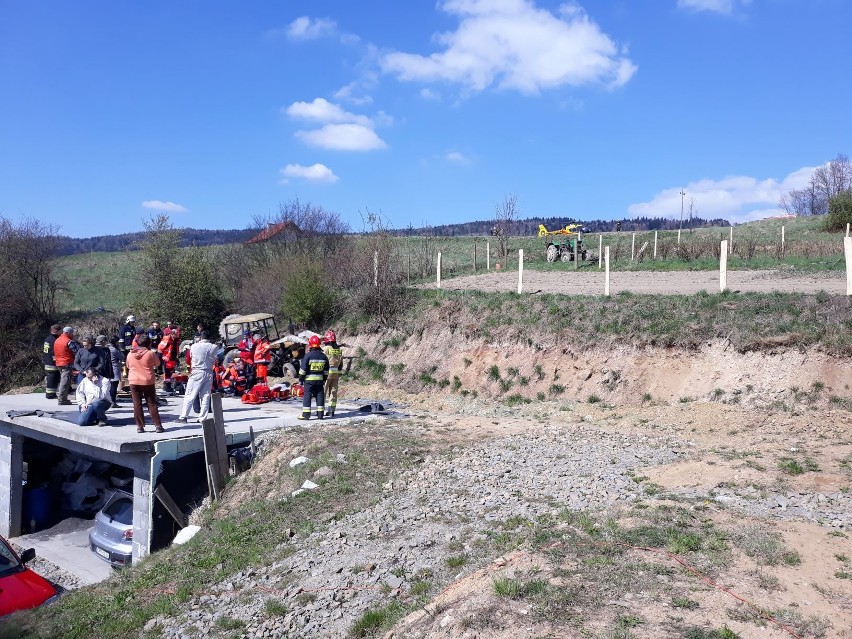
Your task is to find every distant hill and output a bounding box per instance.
[391,216,731,237]
[55,227,254,256]
[54,216,733,255]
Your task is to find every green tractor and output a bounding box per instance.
[539,224,588,262]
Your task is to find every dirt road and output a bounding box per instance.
[437,268,846,295]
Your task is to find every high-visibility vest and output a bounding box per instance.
[54,334,74,367]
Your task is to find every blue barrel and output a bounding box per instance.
[23,487,52,532]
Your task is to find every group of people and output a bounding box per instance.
[42,315,188,432]
[42,315,346,430]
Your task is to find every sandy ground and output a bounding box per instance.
[437,268,847,295]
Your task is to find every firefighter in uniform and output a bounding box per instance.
[119,315,137,353]
[298,335,328,420]
[252,331,271,386]
[42,324,62,399]
[321,329,343,418]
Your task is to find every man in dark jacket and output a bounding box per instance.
[42,324,62,399]
[94,335,111,379]
[298,335,329,420]
[147,321,163,349]
[73,336,102,384]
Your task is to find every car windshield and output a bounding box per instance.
[104,498,133,525]
[0,537,22,577]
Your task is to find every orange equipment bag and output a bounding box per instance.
[290,383,304,398]
[241,383,272,404]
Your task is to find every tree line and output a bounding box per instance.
[393,215,731,238]
[54,227,255,256]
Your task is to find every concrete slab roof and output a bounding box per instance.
[0,392,353,454]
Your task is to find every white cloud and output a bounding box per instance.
[141,200,187,213]
[627,166,815,224]
[284,98,372,126]
[295,124,388,151]
[285,98,390,151]
[446,151,471,164]
[380,0,636,95]
[333,82,374,106]
[285,16,337,41]
[279,163,339,184]
[420,88,442,101]
[676,0,751,15]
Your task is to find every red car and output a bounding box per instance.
[0,534,58,616]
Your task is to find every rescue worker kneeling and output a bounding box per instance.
[221,358,248,397]
[298,335,328,420]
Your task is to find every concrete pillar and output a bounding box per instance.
[132,473,152,562]
[0,433,23,538]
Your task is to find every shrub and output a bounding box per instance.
[824,191,852,232]
[280,260,336,330]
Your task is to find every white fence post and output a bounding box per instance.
[604,246,610,296]
[653,231,658,259]
[846,222,850,237]
[437,251,442,289]
[631,233,636,261]
[729,226,733,254]
[677,229,681,245]
[598,234,603,269]
[845,237,852,296]
[720,240,728,292]
[517,249,524,294]
[486,242,490,270]
[781,225,786,257]
[373,250,378,287]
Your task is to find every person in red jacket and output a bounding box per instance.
[252,331,271,385]
[158,328,178,393]
[54,326,76,405]
[237,329,255,366]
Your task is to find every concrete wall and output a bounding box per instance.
[0,433,23,538]
[132,473,151,561]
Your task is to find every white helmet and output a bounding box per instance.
[126,315,136,323]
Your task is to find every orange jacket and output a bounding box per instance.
[54,334,74,367]
[157,333,174,363]
[253,339,271,364]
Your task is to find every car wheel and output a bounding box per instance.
[283,363,297,378]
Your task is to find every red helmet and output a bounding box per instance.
[323,330,336,344]
[308,335,321,348]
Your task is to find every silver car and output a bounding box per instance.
[88,490,133,566]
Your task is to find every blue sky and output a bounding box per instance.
[1,0,850,237]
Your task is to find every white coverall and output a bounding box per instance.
[179,340,219,421]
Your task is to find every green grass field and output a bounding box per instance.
[53,214,848,312]
[57,251,144,312]
[405,215,848,282]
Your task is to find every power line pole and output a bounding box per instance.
[678,189,686,230]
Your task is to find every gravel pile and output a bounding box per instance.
[148,425,686,639]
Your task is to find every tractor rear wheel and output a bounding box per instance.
[283,363,297,379]
[222,349,238,367]
[560,248,572,262]
[546,244,558,262]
